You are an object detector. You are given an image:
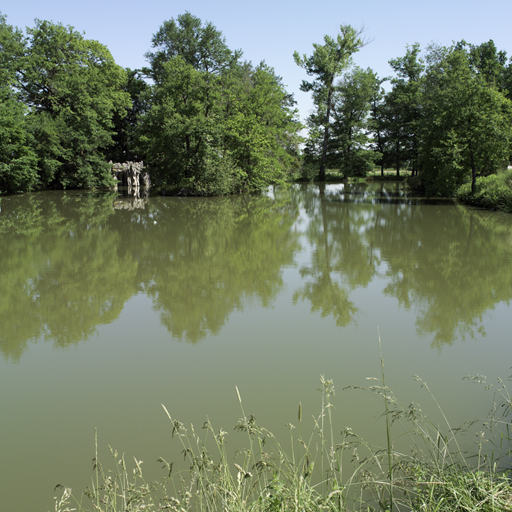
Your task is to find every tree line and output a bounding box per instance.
[1,11,512,196]
[0,12,301,195]
[298,30,512,196]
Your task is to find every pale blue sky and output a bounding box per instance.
[3,0,511,122]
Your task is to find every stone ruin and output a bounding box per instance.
[110,161,150,192]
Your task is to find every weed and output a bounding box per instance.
[54,355,512,511]
[456,171,512,212]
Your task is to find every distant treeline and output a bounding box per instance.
[1,12,512,196]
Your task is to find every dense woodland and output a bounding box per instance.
[1,11,512,198]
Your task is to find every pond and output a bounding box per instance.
[1,182,511,511]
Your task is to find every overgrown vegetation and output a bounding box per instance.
[456,169,512,212]
[52,353,512,511]
[2,10,512,200]
[0,12,301,196]
[298,35,512,200]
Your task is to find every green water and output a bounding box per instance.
[1,183,511,511]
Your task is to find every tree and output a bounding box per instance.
[138,56,230,193]
[15,20,130,189]
[0,14,38,193]
[221,61,301,189]
[145,11,241,81]
[329,67,380,176]
[421,46,512,195]
[383,44,424,176]
[294,25,367,180]
[139,14,301,195]
[462,39,508,92]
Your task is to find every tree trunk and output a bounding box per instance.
[470,149,476,194]
[396,140,400,177]
[319,79,334,181]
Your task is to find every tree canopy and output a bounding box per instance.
[1,11,512,196]
[294,25,366,180]
[368,41,512,195]
[137,14,301,195]
[0,14,131,193]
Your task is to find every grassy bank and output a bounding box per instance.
[295,166,512,213]
[53,367,512,511]
[295,168,409,183]
[456,170,512,213]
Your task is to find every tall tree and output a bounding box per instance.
[139,15,301,195]
[16,20,130,189]
[421,46,512,195]
[145,11,241,81]
[329,67,380,176]
[138,56,228,193]
[385,43,424,176]
[294,26,366,180]
[221,62,301,189]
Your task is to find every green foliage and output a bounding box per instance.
[139,15,301,195]
[295,26,366,180]
[456,170,512,212]
[363,40,512,195]
[462,39,509,93]
[420,46,512,196]
[298,158,320,181]
[380,43,425,176]
[20,20,131,189]
[145,11,241,80]
[103,68,150,163]
[138,56,230,194]
[330,67,380,177]
[221,62,301,189]
[0,86,38,194]
[54,373,512,512]
[3,11,512,197]
[0,14,38,193]
[0,14,131,194]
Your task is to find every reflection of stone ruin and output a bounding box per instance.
[113,198,148,210]
[111,161,150,193]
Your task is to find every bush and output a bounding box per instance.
[403,175,426,195]
[456,171,512,212]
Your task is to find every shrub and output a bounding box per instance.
[456,171,512,212]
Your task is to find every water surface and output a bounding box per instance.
[1,183,511,511]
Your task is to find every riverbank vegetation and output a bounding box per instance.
[455,169,512,213]
[0,12,302,196]
[53,369,512,512]
[1,11,512,207]
[298,37,512,209]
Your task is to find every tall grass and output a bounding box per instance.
[52,362,512,512]
[456,169,512,212]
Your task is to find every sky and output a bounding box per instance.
[2,0,512,123]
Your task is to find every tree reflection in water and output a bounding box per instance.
[1,183,512,361]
